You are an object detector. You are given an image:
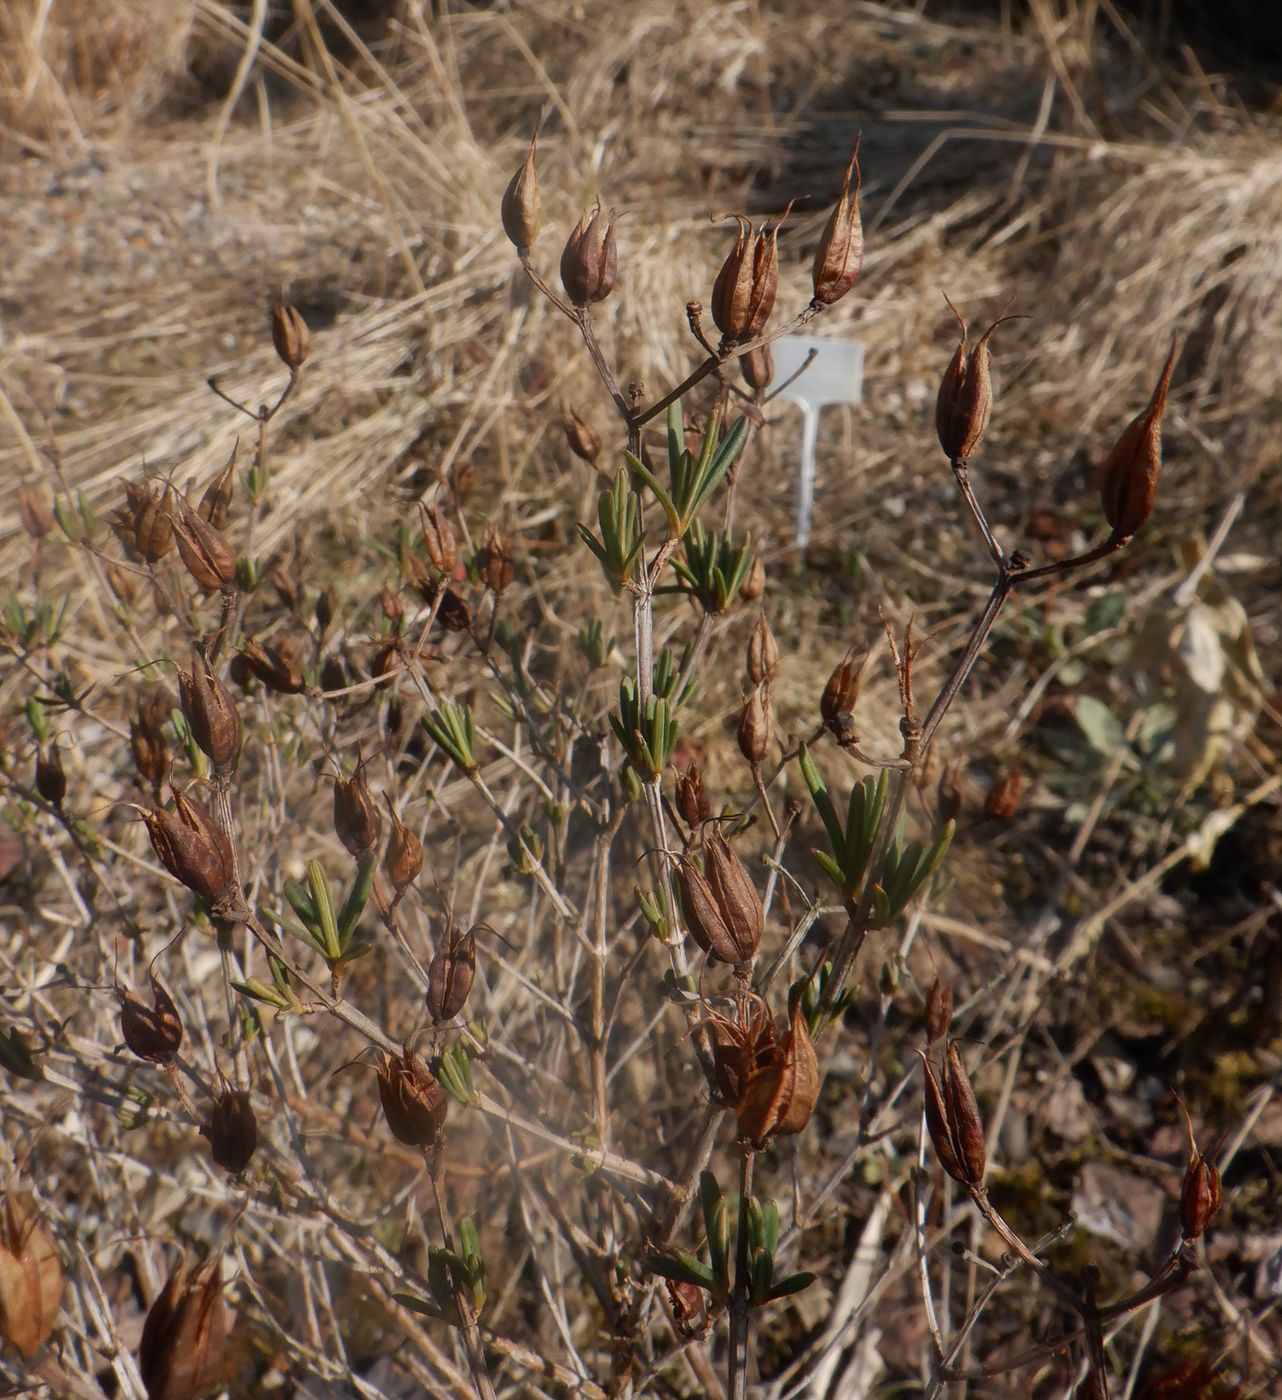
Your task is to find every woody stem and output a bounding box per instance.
[728,1144,756,1400]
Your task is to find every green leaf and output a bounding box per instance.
[1074,695,1127,756]
[768,1270,817,1300]
[643,1250,717,1290]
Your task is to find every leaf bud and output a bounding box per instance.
[138,1255,226,1400]
[560,202,618,306]
[500,123,541,252]
[1098,339,1177,539]
[812,141,864,306]
[271,303,310,372]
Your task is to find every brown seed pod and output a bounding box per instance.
[741,343,774,395]
[18,487,54,540]
[430,585,473,634]
[169,496,235,595]
[736,997,820,1142]
[1098,340,1177,539]
[982,768,1025,822]
[376,1045,449,1148]
[138,1255,226,1400]
[812,141,864,306]
[131,695,171,793]
[737,681,773,767]
[702,828,764,965]
[920,1053,968,1184]
[560,202,618,306]
[935,298,1010,463]
[383,798,423,895]
[943,1040,986,1187]
[924,977,953,1044]
[178,653,242,770]
[114,481,175,564]
[0,1191,64,1358]
[707,996,777,1108]
[820,652,864,729]
[746,613,779,684]
[562,407,602,465]
[674,762,711,828]
[478,530,515,594]
[711,214,780,343]
[419,502,459,578]
[739,555,766,603]
[427,921,477,1024]
[1177,1100,1222,1242]
[333,763,379,858]
[140,786,236,907]
[34,742,66,808]
[119,975,183,1065]
[271,303,310,372]
[238,637,306,695]
[500,122,541,252]
[197,455,236,530]
[201,1084,258,1174]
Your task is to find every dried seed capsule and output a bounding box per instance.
[812,142,864,305]
[427,922,477,1024]
[563,407,602,465]
[1098,340,1177,539]
[138,1255,226,1400]
[677,858,736,963]
[376,1045,449,1148]
[500,123,541,252]
[238,637,305,695]
[35,742,66,807]
[169,496,235,594]
[561,202,618,306]
[711,215,780,343]
[685,827,764,967]
[820,653,864,729]
[1178,1103,1222,1241]
[741,343,774,394]
[201,1084,257,1174]
[739,555,766,603]
[383,798,423,895]
[18,488,54,540]
[737,681,773,766]
[131,710,169,793]
[113,481,174,564]
[478,531,515,594]
[736,998,819,1142]
[140,786,236,906]
[198,456,236,530]
[178,653,242,770]
[935,298,1007,463]
[674,762,711,828]
[708,998,776,1107]
[333,764,379,858]
[920,1053,968,1184]
[924,977,952,1043]
[943,1040,986,1187]
[419,502,460,578]
[271,303,310,372]
[982,768,1024,822]
[0,1192,64,1358]
[746,613,778,684]
[119,976,183,1065]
